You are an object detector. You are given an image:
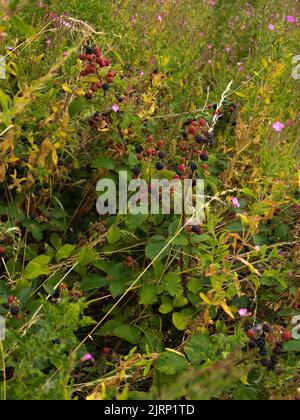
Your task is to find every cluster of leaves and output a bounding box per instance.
[0,0,299,400]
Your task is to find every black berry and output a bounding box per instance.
[195,135,204,144]
[200,152,209,162]
[133,166,141,176]
[190,162,198,171]
[158,151,166,159]
[102,83,110,91]
[135,145,144,154]
[156,162,164,171]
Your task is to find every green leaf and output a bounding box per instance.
[56,244,76,262]
[139,284,157,305]
[69,98,85,117]
[92,156,115,170]
[145,235,168,261]
[107,227,122,244]
[11,16,36,37]
[187,278,202,295]
[173,296,188,308]
[163,272,183,297]
[80,275,108,291]
[172,312,189,330]
[113,324,141,344]
[283,341,300,352]
[184,335,214,364]
[156,351,188,375]
[24,255,51,280]
[50,233,62,250]
[77,247,96,266]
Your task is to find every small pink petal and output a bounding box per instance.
[80,353,93,362]
[268,24,275,31]
[112,104,119,112]
[272,121,285,132]
[238,309,248,317]
[287,16,295,23]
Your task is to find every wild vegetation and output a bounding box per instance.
[0,0,299,400]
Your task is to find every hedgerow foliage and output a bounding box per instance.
[0,0,299,400]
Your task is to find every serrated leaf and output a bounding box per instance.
[139,284,157,305]
[56,244,76,262]
[163,272,183,297]
[156,351,188,375]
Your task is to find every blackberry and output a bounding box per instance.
[3,303,9,310]
[86,46,94,55]
[261,359,271,368]
[176,170,183,177]
[133,166,141,176]
[135,145,144,154]
[248,340,257,349]
[271,355,278,365]
[156,162,164,171]
[52,339,61,345]
[192,225,202,235]
[195,135,204,144]
[263,323,272,334]
[85,92,93,100]
[273,345,283,355]
[102,83,110,91]
[190,162,198,171]
[200,152,209,162]
[256,337,266,348]
[259,349,268,357]
[43,182,49,189]
[0,247,6,257]
[204,133,214,147]
[10,305,20,316]
[158,151,166,159]
[182,131,188,139]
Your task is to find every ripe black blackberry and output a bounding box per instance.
[156,162,164,171]
[133,166,141,176]
[259,349,268,357]
[248,340,257,349]
[261,359,271,368]
[86,46,94,54]
[158,151,166,159]
[190,162,198,171]
[263,323,272,334]
[135,145,144,154]
[192,225,202,235]
[200,152,209,162]
[102,83,110,91]
[195,135,203,144]
[10,305,20,316]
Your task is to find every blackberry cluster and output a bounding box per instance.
[247,323,292,371]
[78,46,115,99]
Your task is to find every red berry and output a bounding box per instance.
[90,66,97,74]
[246,329,256,340]
[0,246,6,257]
[107,76,114,84]
[91,83,98,92]
[94,47,101,56]
[188,126,197,135]
[79,53,86,61]
[96,80,103,88]
[157,140,164,148]
[282,330,292,342]
[7,295,14,303]
[178,164,185,172]
[85,65,92,73]
[146,148,153,156]
[198,118,206,127]
[102,347,110,355]
[191,120,198,127]
[137,154,143,161]
[85,92,93,100]
[202,164,209,171]
[80,70,87,77]
[86,54,94,61]
[147,135,153,143]
[107,71,115,78]
[104,58,111,67]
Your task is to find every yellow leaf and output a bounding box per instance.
[62,84,73,94]
[0,162,6,182]
[220,301,235,319]
[199,293,212,305]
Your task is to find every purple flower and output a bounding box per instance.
[111,104,119,112]
[268,24,275,31]
[272,121,285,132]
[156,15,163,22]
[80,353,93,362]
[231,197,241,208]
[286,16,295,23]
[238,308,249,317]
